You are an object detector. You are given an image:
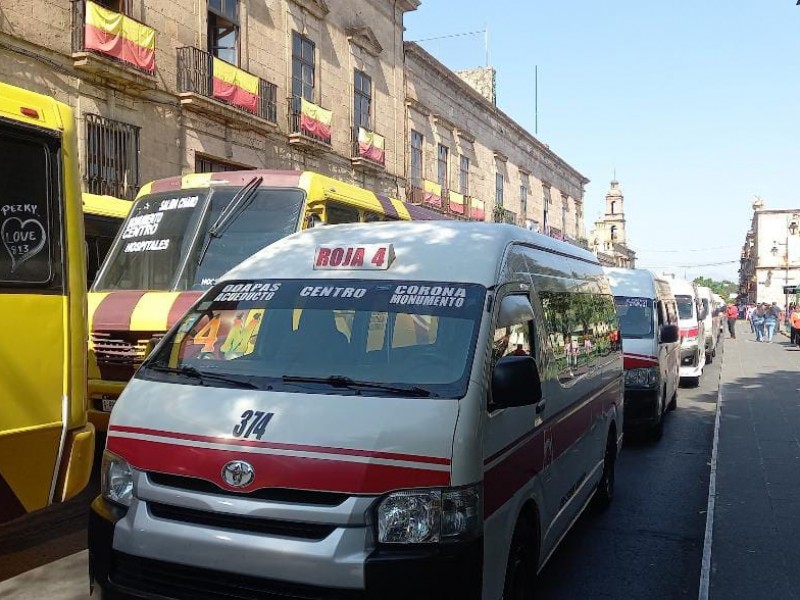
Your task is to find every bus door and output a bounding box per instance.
[0,116,70,522]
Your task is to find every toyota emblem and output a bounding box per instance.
[221,460,255,488]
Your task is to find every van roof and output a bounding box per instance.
[667,278,695,296]
[82,193,131,219]
[223,221,600,287]
[603,267,666,297]
[0,81,67,133]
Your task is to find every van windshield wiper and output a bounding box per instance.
[147,364,260,390]
[281,375,435,398]
[197,176,264,265]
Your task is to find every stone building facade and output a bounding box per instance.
[589,179,636,268]
[0,0,416,199]
[403,42,588,239]
[738,201,800,306]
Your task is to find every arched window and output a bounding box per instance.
[610,201,616,215]
[610,225,618,241]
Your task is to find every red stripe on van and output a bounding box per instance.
[623,354,659,370]
[166,292,203,327]
[107,436,449,494]
[108,425,451,466]
[483,383,620,518]
[92,291,147,330]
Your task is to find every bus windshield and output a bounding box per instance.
[93,187,305,292]
[140,279,486,399]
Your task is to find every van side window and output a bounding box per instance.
[665,300,679,325]
[540,291,619,384]
[656,301,666,328]
[492,321,533,369]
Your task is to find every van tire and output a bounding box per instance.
[668,388,678,411]
[593,431,616,510]
[503,513,539,600]
[648,388,665,441]
[706,352,713,365]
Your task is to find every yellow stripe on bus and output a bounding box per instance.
[129,292,182,331]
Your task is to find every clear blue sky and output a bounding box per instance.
[406,1,800,282]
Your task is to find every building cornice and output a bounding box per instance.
[404,42,590,187]
[346,26,383,56]
[288,0,329,20]
[405,96,431,117]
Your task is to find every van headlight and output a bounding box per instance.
[625,367,659,388]
[101,450,133,507]
[376,485,481,544]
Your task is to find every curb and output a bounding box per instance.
[698,339,724,600]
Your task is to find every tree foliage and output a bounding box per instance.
[692,277,737,298]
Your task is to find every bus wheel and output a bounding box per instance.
[503,513,538,600]
[593,431,616,510]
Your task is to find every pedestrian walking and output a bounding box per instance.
[791,305,800,347]
[753,304,766,341]
[746,303,756,332]
[764,302,780,343]
[726,303,739,339]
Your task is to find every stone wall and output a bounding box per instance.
[405,42,587,236]
[455,67,496,106]
[0,0,412,198]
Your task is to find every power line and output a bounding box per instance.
[639,260,739,269]
[411,29,487,43]
[637,245,739,254]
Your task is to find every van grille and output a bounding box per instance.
[91,331,155,380]
[148,472,348,506]
[148,502,335,540]
[111,551,365,600]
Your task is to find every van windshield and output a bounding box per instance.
[140,279,486,399]
[676,295,695,320]
[614,297,654,339]
[93,188,305,292]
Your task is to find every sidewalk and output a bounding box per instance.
[710,321,800,599]
[0,551,88,599]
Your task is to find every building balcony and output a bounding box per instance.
[351,127,385,171]
[71,0,156,88]
[176,47,277,131]
[288,97,333,151]
[407,184,473,220]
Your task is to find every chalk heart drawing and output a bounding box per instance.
[1,217,47,273]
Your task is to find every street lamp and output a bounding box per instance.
[770,213,800,315]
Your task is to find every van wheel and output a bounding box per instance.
[593,432,616,510]
[648,389,665,441]
[706,352,713,365]
[668,388,678,411]
[503,514,538,600]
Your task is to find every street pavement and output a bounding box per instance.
[709,320,800,599]
[537,337,722,599]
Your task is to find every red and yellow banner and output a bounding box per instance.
[84,1,155,74]
[357,127,385,165]
[300,99,332,142]
[422,180,442,208]
[470,198,485,221]
[212,58,259,113]
[449,191,465,215]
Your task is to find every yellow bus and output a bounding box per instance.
[0,82,94,523]
[87,170,447,430]
[82,193,130,287]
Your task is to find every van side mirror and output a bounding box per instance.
[660,324,679,344]
[491,355,542,409]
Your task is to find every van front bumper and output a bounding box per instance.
[89,496,482,600]
[623,389,660,429]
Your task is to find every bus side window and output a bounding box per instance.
[325,202,360,224]
[363,211,385,223]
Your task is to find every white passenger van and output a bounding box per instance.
[695,286,716,364]
[89,222,624,599]
[668,278,706,386]
[604,268,681,439]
